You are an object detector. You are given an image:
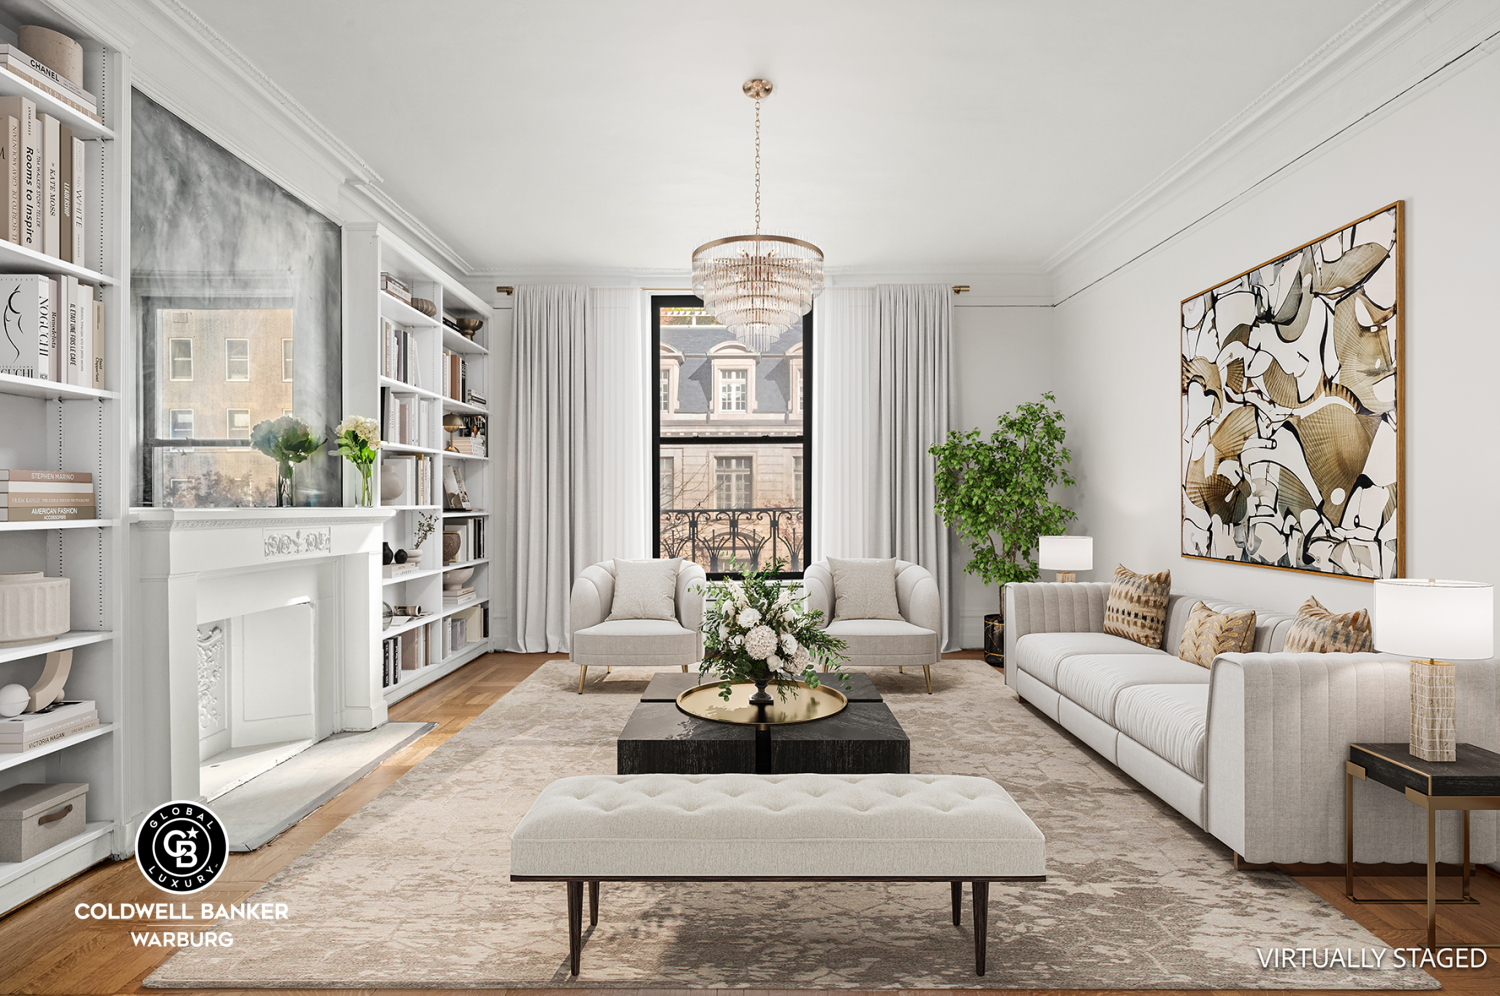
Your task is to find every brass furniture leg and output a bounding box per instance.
[1428,803,1437,948]
[578,665,587,694]
[898,666,903,673]
[923,664,932,694]
[681,664,688,672]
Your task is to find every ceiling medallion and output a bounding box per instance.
[691,78,824,352]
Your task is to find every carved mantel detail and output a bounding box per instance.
[196,623,226,735]
[263,527,334,559]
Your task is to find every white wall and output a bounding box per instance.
[1050,45,1500,645]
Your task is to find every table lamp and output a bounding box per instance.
[442,413,466,453]
[1039,535,1092,583]
[1374,578,1494,762]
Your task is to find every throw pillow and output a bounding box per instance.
[827,557,903,621]
[1102,564,1172,649]
[1282,596,1373,653]
[1177,601,1257,668]
[607,558,681,621]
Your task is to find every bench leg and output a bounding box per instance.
[589,880,599,926]
[950,881,962,925]
[973,881,989,976]
[923,664,933,694]
[577,666,587,694]
[567,881,583,975]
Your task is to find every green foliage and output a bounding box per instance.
[699,558,849,700]
[929,392,1077,607]
[251,415,323,477]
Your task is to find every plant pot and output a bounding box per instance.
[984,613,1004,669]
[0,574,70,647]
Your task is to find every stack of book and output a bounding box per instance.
[0,94,88,261]
[380,317,422,386]
[443,585,475,607]
[0,273,102,387]
[0,699,97,752]
[0,44,100,122]
[381,561,421,580]
[465,390,487,408]
[441,349,467,402]
[0,468,94,521]
[380,271,411,304]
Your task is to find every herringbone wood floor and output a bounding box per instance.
[1,650,1496,995]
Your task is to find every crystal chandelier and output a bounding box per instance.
[692,79,824,352]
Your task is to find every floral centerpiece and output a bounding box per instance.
[251,414,323,507]
[699,559,849,704]
[336,415,382,507]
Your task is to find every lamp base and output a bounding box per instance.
[1054,572,1076,583]
[1410,658,1457,762]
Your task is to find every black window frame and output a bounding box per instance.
[650,293,811,580]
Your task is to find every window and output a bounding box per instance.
[653,296,809,576]
[718,368,747,412]
[226,408,251,439]
[168,409,194,438]
[282,338,294,381]
[225,338,249,381]
[715,456,753,509]
[168,338,193,380]
[659,456,674,510]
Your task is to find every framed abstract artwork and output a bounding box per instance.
[1180,202,1403,580]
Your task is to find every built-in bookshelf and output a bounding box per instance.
[343,224,492,705]
[0,10,126,916]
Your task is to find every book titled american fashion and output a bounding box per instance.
[0,274,52,379]
[0,503,94,521]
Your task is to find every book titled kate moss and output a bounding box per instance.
[0,274,51,379]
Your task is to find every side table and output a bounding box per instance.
[1346,742,1500,948]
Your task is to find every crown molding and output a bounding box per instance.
[345,182,472,275]
[1043,0,1427,278]
[150,0,380,184]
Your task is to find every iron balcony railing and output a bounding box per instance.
[658,507,805,574]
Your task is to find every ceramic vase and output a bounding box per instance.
[380,463,404,503]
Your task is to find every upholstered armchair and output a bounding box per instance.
[802,559,941,693]
[569,559,707,693]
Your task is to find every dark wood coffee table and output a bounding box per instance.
[617,671,910,775]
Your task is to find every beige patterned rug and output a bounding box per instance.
[147,660,1436,990]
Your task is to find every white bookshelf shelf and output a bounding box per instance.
[379,291,439,329]
[0,374,119,401]
[0,724,113,773]
[0,239,117,286]
[0,630,113,666]
[0,518,117,532]
[379,376,441,401]
[0,821,113,904]
[443,328,488,355]
[442,397,487,416]
[381,504,439,512]
[383,613,436,638]
[444,510,489,518]
[441,557,488,571]
[0,67,111,140]
[382,640,489,705]
[445,451,488,462]
[382,566,441,586]
[440,596,487,618]
[382,442,441,456]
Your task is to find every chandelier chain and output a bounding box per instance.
[753,98,761,236]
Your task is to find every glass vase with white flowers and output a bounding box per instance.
[335,416,382,507]
[699,559,849,705]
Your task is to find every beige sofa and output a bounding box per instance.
[803,559,941,692]
[1003,580,1500,866]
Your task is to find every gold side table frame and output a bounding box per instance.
[1345,758,1500,948]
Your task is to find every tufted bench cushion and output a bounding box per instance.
[511,772,1046,879]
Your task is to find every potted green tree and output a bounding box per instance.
[929,392,1077,668]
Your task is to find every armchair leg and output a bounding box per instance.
[923,664,932,694]
[681,664,688,672]
[578,665,587,694]
[898,666,904,673]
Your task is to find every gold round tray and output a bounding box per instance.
[676,679,847,726]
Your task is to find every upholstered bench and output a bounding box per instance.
[510,772,1047,976]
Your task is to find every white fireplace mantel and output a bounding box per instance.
[130,507,395,802]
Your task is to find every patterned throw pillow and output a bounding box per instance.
[1102,564,1172,649]
[1282,596,1374,653]
[1177,601,1257,668]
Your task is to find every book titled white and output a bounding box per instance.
[0,273,50,379]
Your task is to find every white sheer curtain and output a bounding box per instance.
[590,288,649,562]
[813,283,955,648]
[505,285,598,653]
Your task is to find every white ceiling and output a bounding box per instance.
[185,0,1374,275]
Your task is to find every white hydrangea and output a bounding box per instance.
[744,625,777,660]
[780,632,798,655]
[794,646,811,669]
[336,415,381,448]
[718,624,729,640]
[766,654,782,672]
[737,607,761,628]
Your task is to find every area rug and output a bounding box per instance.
[147,661,1436,990]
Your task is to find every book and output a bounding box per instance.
[0,60,101,123]
[0,114,17,243]
[0,97,38,250]
[63,275,79,383]
[58,124,73,262]
[46,276,59,380]
[380,271,410,303]
[0,469,92,482]
[0,479,93,492]
[38,113,57,257]
[0,274,51,379]
[381,562,420,579]
[0,503,94,520]
[0,715,98,752]
[0,48,97,106]
[0,493,95,507]
[0,699,94,735]
[91,298,102,389]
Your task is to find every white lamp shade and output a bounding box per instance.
[1039,535,1093,572]
[1374,578,1494,660]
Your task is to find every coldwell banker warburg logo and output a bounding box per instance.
[136,801,228,894]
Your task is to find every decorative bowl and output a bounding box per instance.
[456,317,484,339]
[0,573,70,647]
[411,297,438,318]
[443,567,475,589]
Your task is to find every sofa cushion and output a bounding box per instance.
[607,558,682,621]
[824,618,935,663]
[1055,654,1209,726]
[1114,684,1210,779]
[1177,602,1256,668]
[1014,632,1166,687]
[827,557,903,621]
[1102,564,1172,649]
[573,618,697,663]
[1283,596,1374,654]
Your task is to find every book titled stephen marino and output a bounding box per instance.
[0,469,92,482]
